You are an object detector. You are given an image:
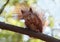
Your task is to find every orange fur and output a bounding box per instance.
[21,8,43,33]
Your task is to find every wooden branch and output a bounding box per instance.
[0,0,60,42]
[0,0,9,14]
[0,22,60,42]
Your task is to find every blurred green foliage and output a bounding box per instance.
[0,0,44,42]
[48,16,54,28]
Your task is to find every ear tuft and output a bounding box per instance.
[29,8,33,13]
[21,10,24,13]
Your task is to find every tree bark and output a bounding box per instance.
[0,22,60,42]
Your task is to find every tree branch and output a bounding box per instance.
[0,0,60,42]
[0,22,60,42]
[0,0,9,14]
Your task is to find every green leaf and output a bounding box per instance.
[48,16,54,28]
[26,0,37,6]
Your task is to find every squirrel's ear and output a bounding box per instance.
[21,10,24,13]
[29,8,33,13]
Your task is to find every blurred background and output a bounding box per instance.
[0,0,60,42]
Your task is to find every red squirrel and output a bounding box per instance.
[21,8,43,33]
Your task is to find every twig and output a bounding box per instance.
[0,22,60,42]
[0,0,9,14]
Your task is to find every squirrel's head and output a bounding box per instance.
[21,8,33,19]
